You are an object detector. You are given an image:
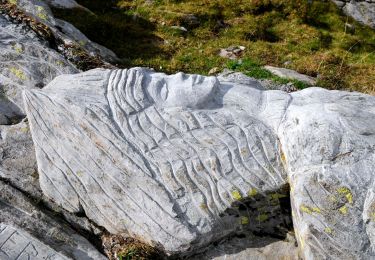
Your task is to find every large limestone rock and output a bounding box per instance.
[279,88,375,259]
[23,68,375,258]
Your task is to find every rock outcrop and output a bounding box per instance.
[0,179,106,259]
[0,0,118,119]
[23,68,291,255]
[333,0,375,28]
[0,14,78,117]
[23,68,375,258]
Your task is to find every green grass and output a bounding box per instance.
[227,58,308,89]
[52,0,375,94]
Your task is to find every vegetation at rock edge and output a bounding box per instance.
[52,0,375,94]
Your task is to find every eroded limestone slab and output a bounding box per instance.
[24,68,290,254]
[278,88,375,259]
[23,68,375,258]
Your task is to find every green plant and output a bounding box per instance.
[52,0,375,94]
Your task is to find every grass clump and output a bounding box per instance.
[227,58,308,89]
[52,0,375,94]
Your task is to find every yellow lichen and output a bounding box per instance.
[337,187,353,204]
[256,213,268,222]
[269,193,287,200]
[231,190,242,201]
[240,147,248,156]
[339,206,348,215]
[13,44,23,54]
[312,207,321,214]
[20,126,29,133]
[76,171,84,177]
[324,227,333,234]
[10,67,26,80]
[300,205,312,214]
[79,40,87,46]
[8,0,17,5]
[280,150,287,164]
[248,188,258,197]
[200,203,208,211]
[371,212,375,221]
[36,6,48,21]
[329,195,338,202]
[56,60,65,66]
[240,216,249,225]
[300,204,321,214]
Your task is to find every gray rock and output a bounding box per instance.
[279,88,375,259]
[264,65,316,85]
[333,0,375,28]
[24,68,290,254]
[0,120,40,196]
[54,18,118,63]
[217,69,298,92]
[15,0,118,62]
[170,25,188,32]
[192,232,300,260]
[0,224,69,260]
[219,46,245,59]
[0,180,106,259]
[217,69,264,90]
[0,15,78,117]
[0,96,24,125]
[23,68,375,258]
[0,120,104,240]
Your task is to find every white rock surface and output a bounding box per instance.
[192,233,300,260]
[279,88,375,259]
[24,68,290,254]
[264,65,316,85]
[0,224,69,260]
[24,68,375,258]
[0,15,78,117]
[0,179,106,259]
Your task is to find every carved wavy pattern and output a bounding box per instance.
[24,68,288,253]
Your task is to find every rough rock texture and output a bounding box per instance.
[192,232,300,260]
[333,0,375,28]
[23,68,375,258]
[0,179,106,259]
[24,68,291,255]
[0,119,104,238]
[0,120,40,196]
[0,14,78,117]
[0,0,119,119]
[15,0,118,62]
[0,121,106,258]
[264,65,316,86]
[218,69,298,93]
[279,88,375,259]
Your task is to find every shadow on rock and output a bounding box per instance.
[51,0,170,68]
